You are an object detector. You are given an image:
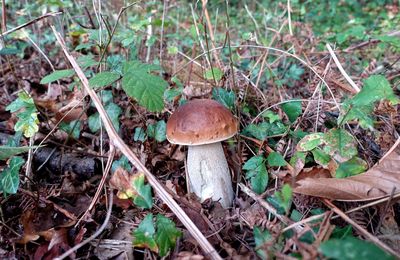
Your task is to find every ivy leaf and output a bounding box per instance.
[133,127,147,142]
[281,101,302,123]
[243,155,268,194]
[212,87,236,110]
[0,145,38,161]
[336,157,368,178]
[122,61,168,112]
[40,69,75,84]
[6,92,39,138]
[89,71,120,88]
[296,133,324,152]
[323,129,358,162]
[320,237,395,260]
[1,156,24,195]
[155,214,182,257]
[110,169,153,209]
[88,103,122,133]
[267,152,287,167]
[133,214,158,252]
[147,121,166,142]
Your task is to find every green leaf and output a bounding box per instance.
[0,145,38,160]
[134,127,147,142]
[75,42,94,51]
[111,156,132,173]
[296,133,324,152]
[242,122,286,140]
[89,71,120,88]
[267,152,287,167]
[88,103,122,133]
[253,226,273,259]
[261,111,281,124]
[0,48,21,55]
[323,129,358,162]
[319,237,395,260]
[243,155,268,194]
[130,173,153,209]
[155,214,182,257]
[289,151,306,174]
[338,100,374,129]
[133,214,158,252]
[311,148,331,167]
[352,75,400,106]
[40,69,75,84]
[272,184,293,214]
[212,87,236,110]
[6,92,39,138]
[204,67,223,81]
[122,61,168,112]
[336,157,368,178]
[1,156,24,195]
[147,121,166,142]
[281,101,302,123]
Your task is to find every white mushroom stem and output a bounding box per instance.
[187,142,234,208]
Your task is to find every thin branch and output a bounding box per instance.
[51,26,221,260]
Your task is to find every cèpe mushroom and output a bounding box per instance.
[166,99,237,208]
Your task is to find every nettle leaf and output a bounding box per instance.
[122,61,168,112]
[281,101,302,123]
[133,214,158,252]
[147,121,166,142]
[155,214,182,257]
[89,71,120,88]
[319,237,395,260]
[267,152,287,167]
[0,145,38,161]
[336,157,368,178]
[1,156,25,195]
[243,155,268,194]
[40,69,75,84]
[204,67,223,81]
[6,92,39,138]
[322,129,357,162]
[296,133,324,152]
[212,87,236,110]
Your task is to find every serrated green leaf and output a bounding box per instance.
[261,111,281,124]
[243,155,268,194]
[322,129,357,162]
[122,61,167,112]
[242,122,286,140]
[281,101,302,123]
[89,71,120,88]
[253,226,273,259]
[267,152,287,167]
[204,67,223,81]
[212,87,236,110]
[336,157,367,178]
[296,133,324,152]
[319,237,395,260]
[353,75,399,106]
[338,100,374,129]
[0,146,38,160]
[311,148,331,167]
[40,69,75,84]
[133,214,158,252]
[272,184,293,214]
[1,156,24,195]
[155,214,182,257]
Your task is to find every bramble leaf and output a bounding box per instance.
[243,155,268,194]
[89,71,120,88]
[40,69,75,84]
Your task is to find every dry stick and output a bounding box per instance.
[201,0,221,68]
[55,190,113,260]
[323,199,399,258]
[1,11,62,37]
[1,0,6,32]
[326,43,360,93]
[239,183,302,232]
[50,26,222,260]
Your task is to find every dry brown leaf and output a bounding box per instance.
[293,148,400,201]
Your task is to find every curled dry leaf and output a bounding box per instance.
[293,147,400,201]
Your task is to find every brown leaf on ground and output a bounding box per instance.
[293,147,400,201]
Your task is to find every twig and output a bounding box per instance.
[201,0,221,68]
[1,0,6,33]
[51,26,222,259]
[55,190,113,260]
[323,199,399,258]
[287,0,293,36]
[326,43,360,93]
[1,11,62,37]
[239,183,302,232]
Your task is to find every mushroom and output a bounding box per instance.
[166,99,237,208]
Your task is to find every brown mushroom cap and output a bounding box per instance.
[166,99,238,145]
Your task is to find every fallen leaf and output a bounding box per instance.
[293,147,400,201]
